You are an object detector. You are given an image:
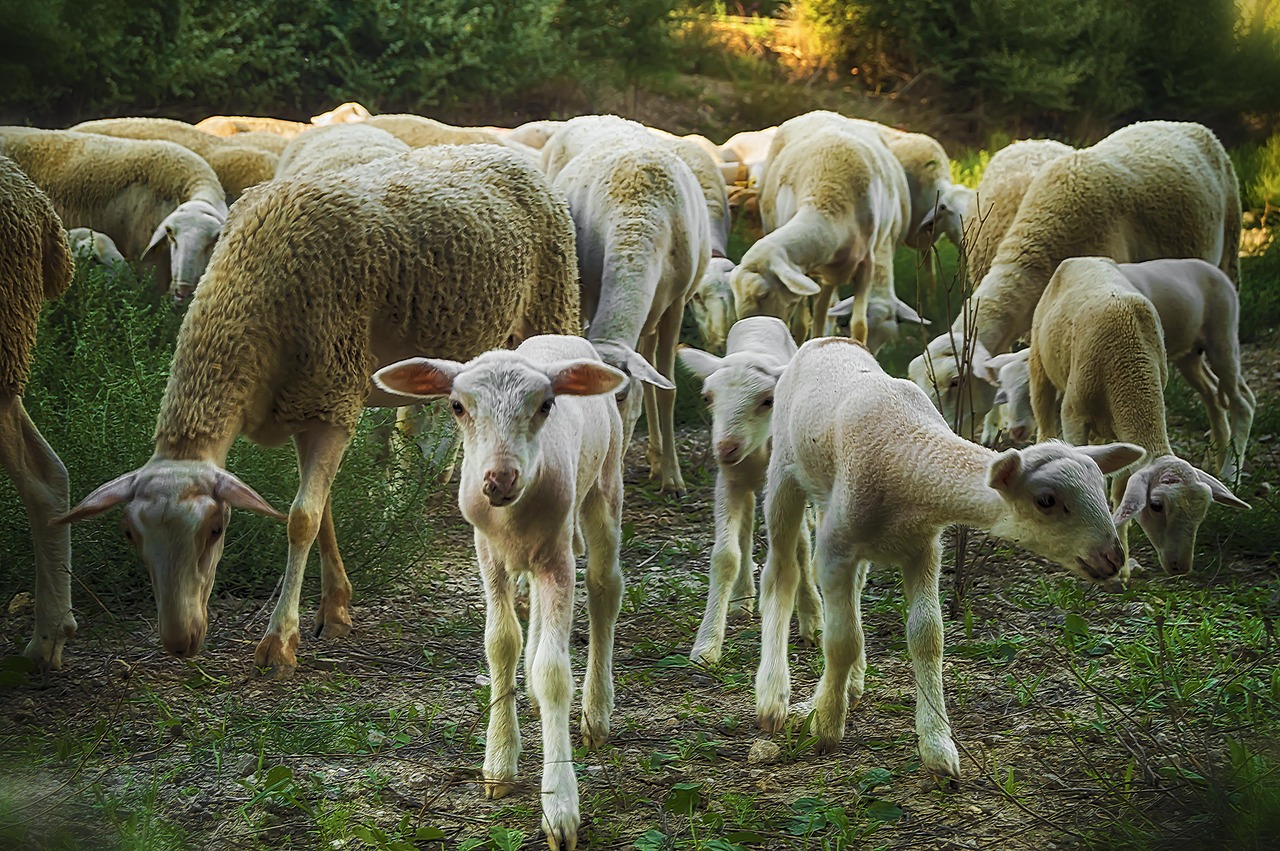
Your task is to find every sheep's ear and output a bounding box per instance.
[1195,469,1250,510]
[677,346,724,380]
[894,297,929,326]
[142,221,169,260]
[546,359,627,397]
[58,472,137,524]
[945,185,975,218]
[987,449,1024,492]
[827,296,854,318]
[983,352,1020,372]
[214,470,286,520]
[771,258,821,296]
[1113,467,1153,525]
[992,388,1009,405]
[625,351,675,390]
[973,355,1002,386]
[373,358,464,399]
[1078,442,1145,475]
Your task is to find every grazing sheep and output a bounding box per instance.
[986,349,1034,443]
[58,146,581,674]
[718,126,776,188]
[226,131,290,156]
[1028,257,1249,576]
[0,127,228,304]
[505,119,566,150]
[71,117,278,201]
[194,114,311,138]
[908,331,1000,444]
[66,227,126,268]
[758,336,1143,777]
[1,155,75,670]
[375,335,628,851]
[310,101,372,126]
[275,123,411,180]
[678,317,820,663]
[547,115,708,495]
[732,111,912,351]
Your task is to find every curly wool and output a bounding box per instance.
[1,155,72,394]
[365,115,506,148]
[153,145,580,456]
[659,135,731,251]
[274,124,410,180]
[0,127,226,258]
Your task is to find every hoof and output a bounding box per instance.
[313,598,353,639]
[542,799,580,851]
[254,631,299,678]
[580,716,611,751]
[483,776,516,800]
[920,736,962,781]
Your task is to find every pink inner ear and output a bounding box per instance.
[552,363,623,396]
[377,360,453,397]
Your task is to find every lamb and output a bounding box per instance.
[504,119,566,150]
[71,117,278,202]
[1028,257,1249,576]
[57,145,581,674]
[275,123,411,180]
[757,336,1143,778]
[0,127,228,303]
[374,335,628,851]
[66,227,126,268]
[677,317,820,663]
[731,110,913,351]
[226,131,290,156]
[194,114,312,138]
[546,115,708,494]
[310,101,372,126]
[718,126,776,188]
[2,155,75,671]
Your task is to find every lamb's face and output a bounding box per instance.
[689,258,737,355]
[989,350,1033,444]
[683,355,782,466]
[148,201,226,305]
[988,441,1143,582]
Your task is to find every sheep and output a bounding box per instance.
[1,154,75,670]
[909,140,1074,442]
[986,349,1033,443]
[57,145,582,674]
[310,101,372,126]
[546,115,708,495]
[757,336,1143,778]
[731,111,912,352]
[504,119,566,150]
[71,117,278,202]
[66,227,126,268]
[677,317,820,663]
[194,114,312,138]
[718,126,776,188]
[374,335,629,851]
[275,123,411,180]
[226,131,290,156]
[1028,257,1249,577]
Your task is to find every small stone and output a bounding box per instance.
[7,592,32,616]
[586,765,604,777]
[406,772,429,790]
[747,739,781,765]
[236,754,259,777]
[968,805,983,814]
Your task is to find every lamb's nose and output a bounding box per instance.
[483,469,519,503]
[716,439,742,464]
[1009,424,1029,443]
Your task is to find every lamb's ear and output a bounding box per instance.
[944,185,975,218]
[983,352,1021,372]
[58,472,138,524]
[142,221,169,260]
[973,354,1002,387]
[1196,469,1251,510]
[1113,467,1153,525]
[373,357,464,398]
[771,257,821,296]
[992,388,1009,405]
[1077,442,1145,475]
[894,297,929,326]
[625,351,675,390]
[546,359,627,397]
[214,470,286,521]
[827,296,854,318]
[987,449,1024,492]
[677,346,724,380]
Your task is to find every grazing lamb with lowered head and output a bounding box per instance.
[546,115,708,494]
[1028,257,1249,576]
[757,337,1143,778]
[2,155,75,670]
[58,146,581,674]
[67,227,126,268]
[733,111,914,351]
[678,316,820,663]
[718,126,776,188]
[0,127,227,304]
[274,123,411,180]
[375,335,628,851]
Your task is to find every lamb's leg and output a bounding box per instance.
[529,554,580,850]
[756,472,807,733]
[903,542,959,778]
[1111,473,1135,578]
[729,488,757,617]
[1178,353,1231,476]
[525,578,541,716]
[256,424,350,675]
[0,395,74,671]
[639,331,662,478]
[795,506,822,646]
[1028,346,1060,441]
[809,527,868,752]
[479,535,522,799]
[1199,336,1255,482]
[691,471,748,663]
[580,477,622,749]
[653,303,687,495]
[809,283,836,342]
[844,262,873,346]
[313,495,352,639]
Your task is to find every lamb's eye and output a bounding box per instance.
[451,400,465,416]
[1150,500,1164,513]
[209,525,223,540]
[123,527,135,543]
[948,377,961,389]
[1036,494,1056,509]
[703,393,713,405]
[760,396,774,409]
[538,398,554,416]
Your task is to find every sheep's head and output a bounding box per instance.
[143,200,226,305]
[911,183,974,250]
[689,256,737,355]
[909,333,997,443]
[987,350,1033,444]
[830,295,929,354]
[375,350,627,509]
[67,227,126,268]
[1113,455,1249,574]
[310,101,371,126]
[730,251,819,322]
[58,460,284,657]
[987,441,1144,582]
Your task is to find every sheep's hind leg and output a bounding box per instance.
[653,304,687,495]
[795,506,822,646]
[580,481,622,749]
[903,542,960,779]
[313,495,352,639]
[1178,354,1231,476]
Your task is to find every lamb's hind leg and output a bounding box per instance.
[903,541,960,778]
[0,395,74,671]
[580,477,623,749]
[313,495,352,639]
[795,506,822,646]
[1178,353,1231,476]
[809,524,868,752]
[755,472,807,733]
[653,303,687,495]
[257,424,350,676]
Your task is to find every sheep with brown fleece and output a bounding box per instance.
[58,145,581,675]
[275,123,411,179]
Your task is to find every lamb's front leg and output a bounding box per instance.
[691,473,749,663]
[756,474,807,732]
[810,540,868,752]
[795,506,822,646]
[313,495,353,639]
[903,543,959,779]
[530,556,580,850]
[580,483,623,748]
[478,537,522,799]
[729,487,757,616]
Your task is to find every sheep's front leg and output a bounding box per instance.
[691,472,750,663]
[653,303,687,495]
[756,474,807,732]
[313,495,352,639]
[257,424,350,676]
[1,395,75,671]
[795,506,822,646]
[479,536,522,799]
[903,543,959,778]
[580,480,623,748]
[530,557,580,850]
[810,530,868,751]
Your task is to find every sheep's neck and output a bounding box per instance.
[904,429,1008,531]
[758,208,842,273]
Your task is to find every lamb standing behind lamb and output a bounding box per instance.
[58,146,581,674]
[1,154,76,670]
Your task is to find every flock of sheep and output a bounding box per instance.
[0,101,1257,848]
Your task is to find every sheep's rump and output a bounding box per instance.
[1,155,72,394]
[159,145,579,445]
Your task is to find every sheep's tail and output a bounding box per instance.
[41,202,73,302]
